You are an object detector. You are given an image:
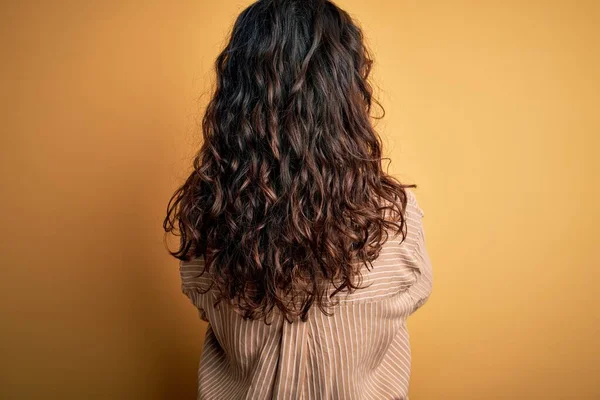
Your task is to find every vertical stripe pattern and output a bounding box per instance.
[180,189,433,399]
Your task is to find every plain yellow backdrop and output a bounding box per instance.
[1,1,598,399]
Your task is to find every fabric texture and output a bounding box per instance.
[180,189,433,399]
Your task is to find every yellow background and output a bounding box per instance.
[1,1,598,399]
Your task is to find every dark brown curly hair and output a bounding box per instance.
[164,0,416,324]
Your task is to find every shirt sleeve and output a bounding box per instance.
[179,256,210,322]
[404,190,434,315]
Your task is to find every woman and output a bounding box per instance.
[164,0,433,398]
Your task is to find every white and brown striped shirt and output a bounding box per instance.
[180,189,433,399]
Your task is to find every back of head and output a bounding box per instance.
[164,0,415,323]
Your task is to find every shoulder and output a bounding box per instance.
[179,255,215,293]
[379,188,424,221]
[405,188,425,219]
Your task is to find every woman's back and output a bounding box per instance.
[165,0,435,397]
[180,189,433,399]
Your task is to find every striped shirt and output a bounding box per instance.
[180,189,433,399]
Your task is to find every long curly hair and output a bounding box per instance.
[164,0,416,324]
